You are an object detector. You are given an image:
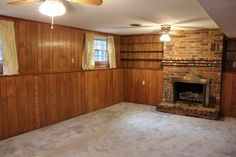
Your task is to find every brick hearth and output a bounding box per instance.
[156,102,219,120]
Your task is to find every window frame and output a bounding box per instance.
[94,36,109,69]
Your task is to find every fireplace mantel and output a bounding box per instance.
[171,76,210,85]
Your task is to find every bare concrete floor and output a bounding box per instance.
[0,102,236,157]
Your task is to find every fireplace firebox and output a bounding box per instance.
[172,77,210,106]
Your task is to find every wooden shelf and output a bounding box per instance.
[121,58,162,62]
[224,50,236,52]
[121,42,162,45]
[225,60,236,62]
[123,67,162,70]
[121,50,163,53]
[223,37,236,71]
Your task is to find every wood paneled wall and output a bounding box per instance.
[221,72,236,117]
[0,15,123,140]
[120,34,164,106]
[0,15,121,73]
[123,69,163,105]
[0,69,123,140]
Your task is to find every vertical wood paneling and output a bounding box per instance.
[37,23,42,72]
[79,72,86,114]
[0,78,9,138]
[27,76,37,130]
[37,75,47,127]
[0,69,123,140]
[123,69,132,101]
[123,69,163,105]
[45,74,58,125]
[222,72,236,117]
[137,70,146,104]
[108,70,114,106]
[41,24,51,72]
[0,16,123,140]
[0,85,3,140]
[51,27,59,71]
[15,76,29,133]
[66,28,72,71]
[18,20,27,73]
[72,73,80,116]
[57,73,76,120]
[67,73,77,118]
[115,36,121,68]
[84,71,95,113]
[95,71,108,109]
[27,22,38,72]
[73,30,79,70]
[6,78,18,136]
[56,73,67,121]
[0,16,121,74]
[33,76,41,129]
[113,69,123,103]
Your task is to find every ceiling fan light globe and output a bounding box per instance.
[39,0,66,17]
[160,33,171,42]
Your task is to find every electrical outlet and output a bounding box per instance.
[233,61,236,69]
[142,80,145,85]
[71,58,75,64]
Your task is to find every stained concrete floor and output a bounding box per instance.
[0,102,236,157]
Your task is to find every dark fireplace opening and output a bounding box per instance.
[174,82,205,104]
[172,77,210,106]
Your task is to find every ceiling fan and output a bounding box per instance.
[7,0,103,29]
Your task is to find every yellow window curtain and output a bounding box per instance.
[82,33,95,70]
[0,20,19,75]
[108,35,116,68]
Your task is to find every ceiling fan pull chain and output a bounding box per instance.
[51,16,54,29]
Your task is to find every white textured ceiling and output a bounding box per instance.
[0,0,218,35]
[197,0,236,38]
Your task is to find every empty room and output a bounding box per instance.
[0,0,236,157]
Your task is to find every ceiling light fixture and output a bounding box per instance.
[160,25,171,42]
[39,0,66,29]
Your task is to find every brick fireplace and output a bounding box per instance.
[156,29,223,119]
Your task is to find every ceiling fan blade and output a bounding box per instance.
[7,0,34,5]
[67,0,103,6]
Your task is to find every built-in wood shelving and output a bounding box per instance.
[120,35,164,69]
[223,37,236,71]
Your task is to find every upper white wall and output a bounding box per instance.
[0,0,218,35]
[198,0,236,38]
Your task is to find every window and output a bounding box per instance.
[94,37,109,68]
